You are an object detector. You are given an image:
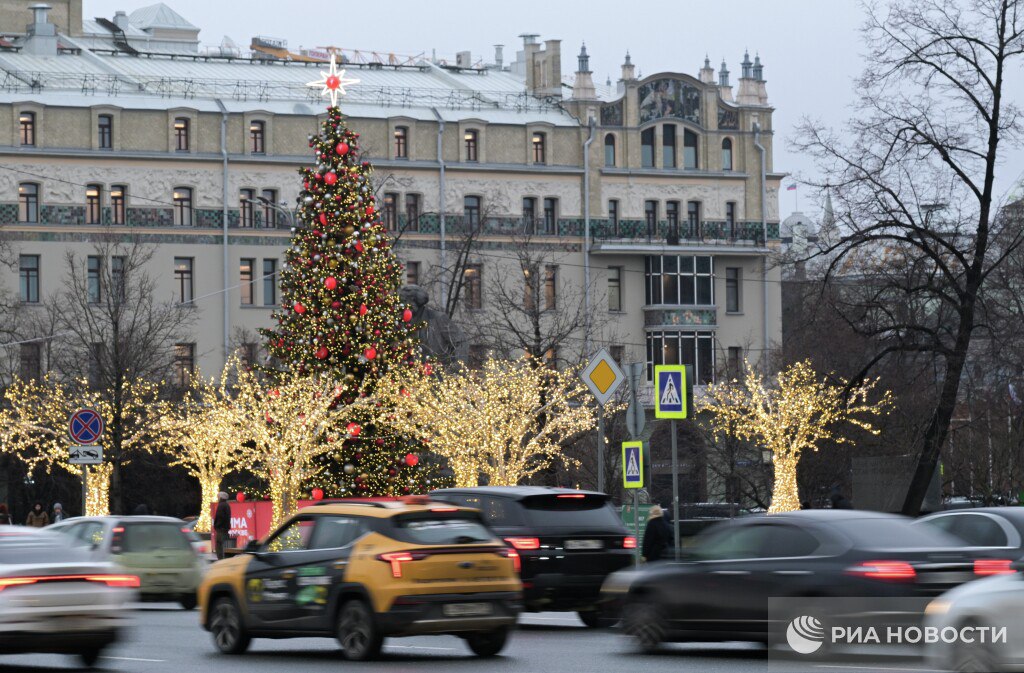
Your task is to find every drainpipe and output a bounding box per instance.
[216,99,230,360]
[582,116,596,355]
[431,108,447,307]
[753,121,769,371]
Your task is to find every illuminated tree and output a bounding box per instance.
[700,360,891,513]
[374,356,597,487]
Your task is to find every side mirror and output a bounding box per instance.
[244,540,260,553]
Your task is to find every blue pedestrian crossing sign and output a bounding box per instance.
[622,441,644,489]
[654,365,687,419]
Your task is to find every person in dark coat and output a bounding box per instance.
[641,505,674,562]
[213,492,232,560]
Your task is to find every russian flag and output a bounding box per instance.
[786,183,798,191]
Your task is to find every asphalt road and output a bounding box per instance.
[0,604,946,673]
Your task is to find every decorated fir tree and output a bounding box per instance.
[260,58,432,496]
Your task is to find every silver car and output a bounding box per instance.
[0,526,137,666]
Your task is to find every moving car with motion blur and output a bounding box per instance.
[602,510,1001,653]
[49,515,204,609]
[0,526,138,666]
[198,497,522,661]
[182,518,216,563]
[916,507,1024,570]
[431,486,635,627]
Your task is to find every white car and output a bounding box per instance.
[924,559,1024,672]
[0,526,138,666]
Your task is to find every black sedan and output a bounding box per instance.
[916,506,1024,574]
[603,510,998,653]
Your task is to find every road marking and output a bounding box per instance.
[816,665,934,672]
[101,656,167,662]
[385,644,456,651]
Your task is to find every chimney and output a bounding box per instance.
[736,50,758,105]
[456,51,472,68]
[23,4,58,56]
[543,39,562,98]
[718,58,733,101]
[617,52,636,95]
[520,33,541,90]
[699,55,714,84]
[493,44,504,68]
[113,10,129,29]
[571,42,596,100]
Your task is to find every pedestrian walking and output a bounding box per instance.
[214,491,232,560]
[641,504,674,562]
[51,502,65,524]
[0,504,11,525]
[26,502,48,528]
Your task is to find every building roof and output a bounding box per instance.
[128,3,199,32]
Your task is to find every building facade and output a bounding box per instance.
[0,2,783,408]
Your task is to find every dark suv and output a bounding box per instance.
[431,486,634,626]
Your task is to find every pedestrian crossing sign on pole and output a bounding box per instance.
[654,365,688,419]
[622,441,644,489]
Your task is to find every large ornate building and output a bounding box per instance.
[0,2,782,408]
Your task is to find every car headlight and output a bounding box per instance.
[925,599,951,616]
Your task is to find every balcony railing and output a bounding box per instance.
[593,218,780,246]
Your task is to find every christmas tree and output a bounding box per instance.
[260,58,431,496]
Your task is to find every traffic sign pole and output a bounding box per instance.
[671,419,679,561]
[81,465,88,517]
[597,413,605,494]
[632,490,640,566]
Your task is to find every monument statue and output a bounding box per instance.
[399,284,468,367]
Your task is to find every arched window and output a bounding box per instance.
[604,134,616,167]
[641,128,655,168]
[722,137,733,171]
[662,125,676,168]
[683,130,699,169]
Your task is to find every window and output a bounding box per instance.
[604,133,616,167]
[19,255,39,303]
[644,255,714,305]
[464,264,482,309]
[608,266,622,312]
[405,194,420,232]
[726,202,736,238]
[173,117,189,151]
[666,201,680,240]
[763,524,821,558]
[464,129,478,162]
[684,130,699,169]
[19,183,39,223]
[19,112,35,146]
[608,200,619,236]
[20,343,41,380]
[174,257,194,304]
[97,114,113,149]
[543,197,558,235]
[641,127,655,168]
[610,345,625,367]
[88,255,102,304]
[727,346,743,379]
[726,267,741,313]
[544,265,557,311]
[263,259,277,306]
[173,343,195,388]
[405,260,420,286]
[662,124,676,168]
[261,189,278,228]
[464,195,481,232]
[382,193,398,231]
[250,120,265,154]
[687,201,701,238]
[532,132,546,164]
[468,344,487,369]
[646,330,715,384]
[522,197,537,234]
[644,200,658,239]
[111,255,125,301]
[722,137,733,171]
[173,187,193,226]
[238,189,255,228]
[85,184,102,225]
[394,126,408,158]
[240,258,255,305]
[110,185,126,225]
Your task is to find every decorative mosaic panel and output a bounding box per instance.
[718,104,739,130]
[600,100,623,126]
[637,78,701,125]
[39,205,85,226]
[195,209,222,228]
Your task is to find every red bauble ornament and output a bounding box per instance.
[359,303,368,316]
[331,300,342,309]
[405,453,420,467]
[294,302,306,314]
[346,422,362,437]
[325,276,337,290]
[364,347,377,361]
[324,172,338,185]
[326,74,340,90]
[315,346,329,360]
[365,206,375,216]
[375,438,385,447]
[311,487,324,501]
[269,388,280,398]
[424,363,434,376]
[319,213,328,225]
[402,308,413,322]
[236,492,246,502]
[336,142,349,155]
[355,241,364,253]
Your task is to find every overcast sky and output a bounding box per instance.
[84,0,1022,220]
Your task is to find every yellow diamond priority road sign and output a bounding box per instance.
[581,348,625,406]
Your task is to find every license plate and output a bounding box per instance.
[149,573,175,586]
[443,602,492,617]
[565,539,603,550]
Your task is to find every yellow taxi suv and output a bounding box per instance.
[197,498,522,660]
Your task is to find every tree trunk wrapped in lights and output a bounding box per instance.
[699,360,891,513]
[373,356,597,487]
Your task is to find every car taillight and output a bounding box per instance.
[87,574,141,588]
[0,577,38,591]
[846,560,917,581]
[557,494,585,499]
[111,526,125,554]
[377,551,427,578]
[0,574,140,591]
[497,548,521,573]
[623,536,637,549]
[505,537,540,550]
[974,559,1015,576]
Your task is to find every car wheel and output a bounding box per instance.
[578,609,603,628]
[210,596,251,655]
[78,647,103,667]
[953,622,1000,672]
[622,601,665,653]
[180,593,198,610]
[337,599,383,661]
[464,627,510,657]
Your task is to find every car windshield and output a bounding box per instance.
[521,495,623,531]
[121,523,192,552]
[0,530,89,564]
[832,517,962,549]
[388,515,495,545]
